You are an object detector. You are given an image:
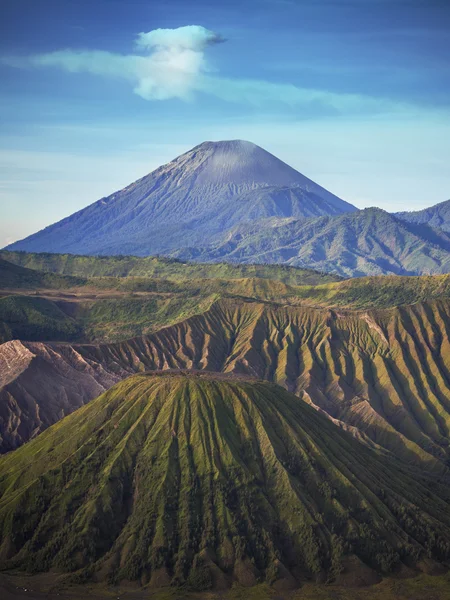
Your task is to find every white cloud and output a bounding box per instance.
[3,24,411,113]
[134,25,225,51]
[5,25,224,102]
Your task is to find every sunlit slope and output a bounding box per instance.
[293,273,450,309]
[1,372,449,589]
[4,251,450,346]
[2,298,450,472]
[4,252,450,310]
[0,251,340,285]
[80,298,450,469]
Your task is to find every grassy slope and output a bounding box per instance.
[63,297,450,470]
[3,252,450,343]
[3,296,450,467]
[0,254,339,342]
[1,372,450,589]
[72,293,219,341]
[0,258,85,289]
[0,251,340,285]
[0,296,81,342]
[4,252,450,310]
[294,274,450,309]
[4,272,450,343]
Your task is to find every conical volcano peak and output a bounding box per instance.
[167,138,309,188]
[6,139,356,256]
[2,371,450,588]
[192,139,258,152]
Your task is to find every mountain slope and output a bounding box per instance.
[5,141,356,257]
[0,253,343,343]
[1,371,450,589]
[396,199,450,233]
[0,251,341,285]
[2,298,450,475]
[0,258,84,289]
[176,208,450,277]
[0,295,82,343]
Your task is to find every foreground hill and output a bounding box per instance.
[397,199,450,233]
[1,371,449,589]
[176,208,450,277]
[4,141,355,257]
[2,298,450,474]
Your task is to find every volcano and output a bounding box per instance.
[5,140,356,257]
[1,371,449,589]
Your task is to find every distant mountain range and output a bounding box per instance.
[396,199,450,232]
[175,207,450,277]
[5,140,450,277]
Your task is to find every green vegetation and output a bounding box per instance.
[0,251,339,285]
[0,295,81,342]
[3,296,450,467]
[73,293,219,341]
[1,372,449,590]
[0,258,85,289]
[293,273,450,309]
[0,254,337,342]
[3,252,450,343]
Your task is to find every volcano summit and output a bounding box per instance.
[6,140,356,257]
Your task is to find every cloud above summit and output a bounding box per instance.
[3,24,410,114]
[134,25,225,52]
[4,26,223,102]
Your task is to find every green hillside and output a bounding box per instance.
[0,251,339,285]
[293,273,450,309]
[0,258,85,290]
[1,372,449,591]
[3,259,450,345]
[0,296,81,342]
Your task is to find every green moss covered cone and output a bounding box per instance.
[1,371,450,589]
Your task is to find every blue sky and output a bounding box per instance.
[1,0,449,247]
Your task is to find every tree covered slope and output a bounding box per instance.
[396,199,450,233]
[175,208,450,277]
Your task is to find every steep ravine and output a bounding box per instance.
[1,298,450,473]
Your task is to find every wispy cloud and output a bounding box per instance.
[2,24,412,114]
